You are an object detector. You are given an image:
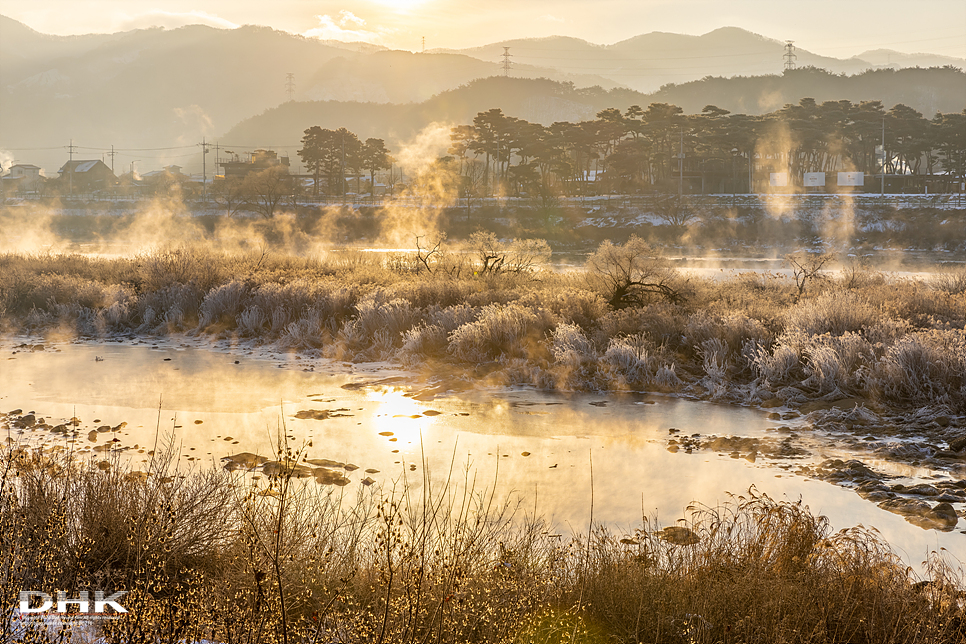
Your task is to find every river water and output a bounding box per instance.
[1,336,962,572]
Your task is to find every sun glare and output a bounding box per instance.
[367,388,435,445]
[369,0,427,13]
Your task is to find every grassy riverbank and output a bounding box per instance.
[2,442,964,644]
[1,244,964,420]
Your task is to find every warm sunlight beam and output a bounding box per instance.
[368,0,429,13]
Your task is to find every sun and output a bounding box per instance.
[369,0,428,13]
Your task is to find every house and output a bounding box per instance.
[3,164,45,191]
[57,160,117,193]
[218,149,290,180]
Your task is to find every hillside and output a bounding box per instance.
[442,27,966,94]
[218,70,966,164]
[2,15,963,176]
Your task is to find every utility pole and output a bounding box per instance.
[199,138,211,203]
[783,41,797,72]
[880,118,886,197]
[67,139,76,197]
[341,131,346,205]
[502,47,512,77]
[677,131,684,197]
[107,145,117,174]
[749,145,754,194]
[285,73,296,101]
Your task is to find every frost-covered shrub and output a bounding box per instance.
[785,291,877,336]
[600,334,653,384]
[653,364,682,391]
[550,323,597,366]
[870,330,966,405]
[280,310,325,349]
[237,305,267,336]
[136,283,203,332]
[801,332,875,394]
[750,334,803,385]
[398,304,479,364]
[448,303,540,362]
[199,280,249,328]
[699,337,730,383]
[685,311,770,358]
[353,291,418,345]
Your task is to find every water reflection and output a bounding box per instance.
[1,338,962,572]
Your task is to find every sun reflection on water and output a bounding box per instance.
[367,387,437,445]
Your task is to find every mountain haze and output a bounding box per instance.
[441,27,965,94]
[1,15,962,175]
[219,70,966,170]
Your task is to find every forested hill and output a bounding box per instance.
[219,68,966,153]
[651,66,966,116]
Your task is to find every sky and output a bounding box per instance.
[1,0,965,58]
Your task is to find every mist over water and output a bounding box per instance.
[3,338,961,574]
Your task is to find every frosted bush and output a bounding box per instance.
[399,324,448,363]
[785,291,878,336]
[448,303,539,362]
[699,337,730,382]
[354,294,417,344]
[751,336,802,384]
[653,364,682,390]
[786,291,863,335]
[550,323,597,366]
[871,330,966,404]
[281,310,324,349]
[686,311,770,355]
[238,305,267,336]
[199,280,249,328]
[601,334,653,383]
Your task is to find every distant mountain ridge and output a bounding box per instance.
[1,15,962,175]
[218,70,966,168]
[439,26,965,93]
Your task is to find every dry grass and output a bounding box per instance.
[2,439,964,644]
[1,246,965,413]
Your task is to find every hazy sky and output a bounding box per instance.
[2,0,965,58]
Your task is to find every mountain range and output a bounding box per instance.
[1,15,963,176]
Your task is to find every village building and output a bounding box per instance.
[218,149,290,180]
[57,160,117,193]
[2,163,45,193]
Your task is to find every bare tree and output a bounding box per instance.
[651,195,699,228]
[469,231,551,275]
[586,235,681,308]
[785,250,834,297]
[241,167,293,218]
[212,176,246,217]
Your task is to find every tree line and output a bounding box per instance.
[297,127,393,197]
[432,100,966,200]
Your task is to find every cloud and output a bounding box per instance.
[303,10,392,43]
[115,10,238,31]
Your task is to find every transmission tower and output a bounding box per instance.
[502,47,512,77]
[783,41,797,72]
[285,73,296,101]
[422,36,425,52]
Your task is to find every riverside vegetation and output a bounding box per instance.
[2,435,965,644]
[0,239,964,420]
[2,238,966,641]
